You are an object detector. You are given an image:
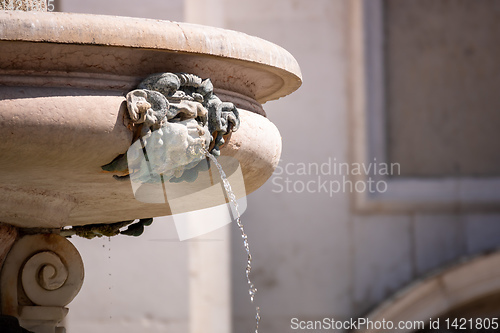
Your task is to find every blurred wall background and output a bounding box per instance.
[59,0,500,332]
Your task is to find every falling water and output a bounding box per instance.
[106,237,113,320]
[204,150,261,333]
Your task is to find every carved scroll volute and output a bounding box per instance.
[0,234,84,333]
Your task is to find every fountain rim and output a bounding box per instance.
[0,10,302,103]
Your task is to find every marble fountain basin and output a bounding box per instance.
[0,11,302,229]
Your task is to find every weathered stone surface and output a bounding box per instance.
[0,11,298,228]
[0,11,302,103]
[0,0,46,11]
[0,91,281,228]
[220,110,282,195]
[0,223,17,273]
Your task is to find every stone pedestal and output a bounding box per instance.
[0,225,84,333]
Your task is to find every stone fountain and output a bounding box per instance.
[0,3,301,332]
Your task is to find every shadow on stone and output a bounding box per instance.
[0,315,34,333]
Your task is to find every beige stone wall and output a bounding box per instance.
[385,0,500,177]
[226,1,500,332]
[224,1,354,331]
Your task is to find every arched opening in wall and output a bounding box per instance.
[355,250,500,333]
[418,291,500,333]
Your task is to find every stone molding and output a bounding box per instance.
[356,250,500,333]
[0,11,302,103]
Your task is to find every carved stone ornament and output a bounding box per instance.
[0,234,84,333]
[102,72,240,183]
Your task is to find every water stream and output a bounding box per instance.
[204,151,261,333]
